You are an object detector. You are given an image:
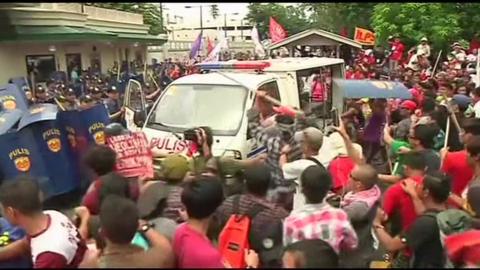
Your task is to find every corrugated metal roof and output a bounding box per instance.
[268,28,362,50]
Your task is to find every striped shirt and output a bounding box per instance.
[248,116,301,187]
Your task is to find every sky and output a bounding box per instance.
[162,3,299,25]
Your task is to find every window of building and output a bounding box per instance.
[25,54,56,83]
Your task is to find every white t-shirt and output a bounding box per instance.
[417,44,431,57]
[474,100,480,119]
[29,210,84,266]
[453,50,467,62]
[282,156,327,211]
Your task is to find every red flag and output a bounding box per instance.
[269,17,287,43]
[207,37,214,55]
[340,27,348,38]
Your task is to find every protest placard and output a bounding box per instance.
[107,131,154,179]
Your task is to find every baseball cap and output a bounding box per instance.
[420,37,428,42]
[453,94,472,111]
[400,100,417,112]
[445,230,480,266]
[157,154,190,182]
[294,127,324,150]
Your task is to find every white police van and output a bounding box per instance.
[124,58,345,160]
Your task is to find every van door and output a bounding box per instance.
[124,79,146,131]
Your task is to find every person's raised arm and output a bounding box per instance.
[383,124,395,146]
[334,119,365,165]
[378,174,402,184]
[401,179,426,215]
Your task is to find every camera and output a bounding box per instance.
[183,128,200,145]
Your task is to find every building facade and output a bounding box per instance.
[0,3,167,84]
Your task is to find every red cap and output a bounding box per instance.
[400,100,417,112]
[445,230,480,265]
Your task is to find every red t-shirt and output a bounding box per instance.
[329,156,355,194]
[353,71,366,80]
[390,41,405,61]
[82,179,140,215]
[442,150,473,195]
[383,175,424,232]
[173,223,224,268]
[346,70,355,80]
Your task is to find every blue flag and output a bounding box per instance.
[189,32,203,59]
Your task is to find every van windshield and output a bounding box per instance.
[146,84,248,136]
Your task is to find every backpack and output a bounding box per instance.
[425,209,472,268]
[218,195,283,268]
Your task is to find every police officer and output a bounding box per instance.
[79,95,96,111]
[104,86,124,123]
[34,86,54,104]
[90,87,103,105]
[63,88,79,111]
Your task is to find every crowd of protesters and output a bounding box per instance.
[1,34,480,269]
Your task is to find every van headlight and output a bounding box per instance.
[223,150,242,160]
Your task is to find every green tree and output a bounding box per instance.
[371,3,462,52]
[85,3,166,35]
[246,3,311,40]
[302,3,376,37]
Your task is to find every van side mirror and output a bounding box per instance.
[133,110,146,127]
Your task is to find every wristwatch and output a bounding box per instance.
[140,223,153,233]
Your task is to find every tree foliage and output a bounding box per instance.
[371,3,464,51]
[302,3,376,37]
[246,2,480,53]
[246,3,311,40]
[85,3,166,35]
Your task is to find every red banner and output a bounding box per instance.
[107,132,154,179]
[354,27,375,46]
[207,37,215,55]
[269,17,287,43]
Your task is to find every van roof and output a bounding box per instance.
[263,57,344,72]
[196,58,344,73]
[172,72,276,90]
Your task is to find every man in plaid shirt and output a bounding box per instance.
[247,102,301,210]
[283,165,358,254]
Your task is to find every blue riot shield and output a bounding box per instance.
[0,84,29,112]
[8,77,29,104]
[0,109,23,134]
[0,131,53,197]
[18,120,80,197]
[81,104,110,145]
